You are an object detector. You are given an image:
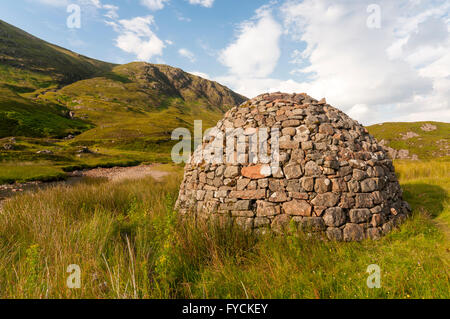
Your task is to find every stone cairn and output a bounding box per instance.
[175,92,411,241]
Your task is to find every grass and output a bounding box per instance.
[0,135,176,183]
[367,122,450,159]
[0,86,92,138]
[0,160,448,299]
[0,164,67,184]
[394,159,449,181]
[0,19,112,139]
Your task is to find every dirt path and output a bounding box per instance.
[72,164,170,182]
[0,164,171,205]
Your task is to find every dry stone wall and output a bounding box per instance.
[175,92,411,241]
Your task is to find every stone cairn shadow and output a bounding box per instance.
[176,92,411,241]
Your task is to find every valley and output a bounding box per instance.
[0,17,448,300]
[0,19,246,184]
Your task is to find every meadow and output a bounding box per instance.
[0,159,448,299]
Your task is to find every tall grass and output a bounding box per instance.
[0,160,448,299]
[394,159,449,181]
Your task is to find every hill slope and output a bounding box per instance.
[0,19,246,139]
[0,19,247,182]
[367,121,450,160]
[0,19,114,87]
[0,19,117,138]
[38,62,246,151]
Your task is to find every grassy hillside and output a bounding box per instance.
[0,160,448,298]
[0,85,92,138]
[0,19,114,141]
[0,20,246,182]
[36,62,244,153]
[367,122,450,160]
[0,62,246,183]
[0,20,114,86]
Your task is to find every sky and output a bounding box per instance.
[1,0,449,125]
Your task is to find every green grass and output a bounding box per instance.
[0,136,174,183]
[367,122,450,159]
[0,150,168,184]
[0,86,92,138]
[0,64,56,90]
[0,160,448,298]
[0,20,114,86]
[0,164,66,184]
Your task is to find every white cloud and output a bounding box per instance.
[177,15,192,22]
[109,16,165,61]
[34,0,120,19]
[219,7,282,78]
[37,0,167,62]
[33,0,69,6]
[188,0,214,8]
[103,4,119,19]
[178,48,196,62]
[33,0,106,8]
[214,75,302,100]
[89,0,101,8]
[278,0,450,124]
[189,71,210,79]
[347,104,373,122]
[140,0,169,11]
[216,5,295,99]
[219,0,450,125]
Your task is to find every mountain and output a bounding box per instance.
[0,19,114,87]
[367,121,450,160]
[0,18,114,138]
[37,62,246,151]
[0,19,246,142]
[0,19,247,181]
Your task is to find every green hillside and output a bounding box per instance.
[367,122,450,160]
[0,19,115,139]
[0,85,91,138]
[37,62,246,153]
[0,19,246,183]
[0,20,114,86]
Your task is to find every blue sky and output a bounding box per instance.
[1,0,291,81]
[1,0,449,124]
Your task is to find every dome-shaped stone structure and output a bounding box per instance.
[175,92,411,241]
